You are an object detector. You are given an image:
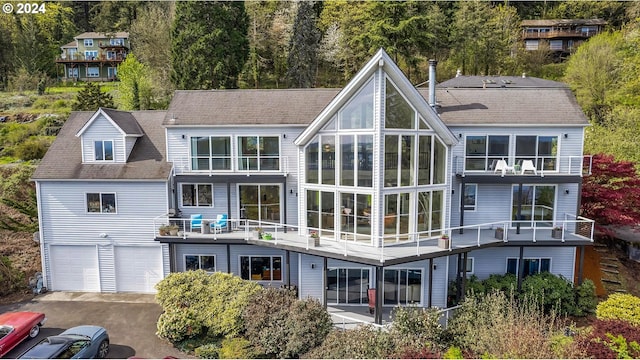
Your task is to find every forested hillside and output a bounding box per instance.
[1,0,640,298]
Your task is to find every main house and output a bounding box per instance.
[34,50,594,322]
[56,32,129,82]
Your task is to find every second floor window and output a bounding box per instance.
[85,51,98,60]
[238,136,279,171]
[465,135,509,171]
[181,183,213,207]
[190,136,231,171]
[110,38,124,46]
[84,39,93,47]
[515,136,558,171]
[94,140,113,161]
[87,193,116,213]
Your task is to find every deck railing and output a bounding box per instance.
[171,156,290,176]
[453,155,592,176]
[154,214,594,263]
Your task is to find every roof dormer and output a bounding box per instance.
[76,108,143,164]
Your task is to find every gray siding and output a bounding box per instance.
[125,137,137,160]
[448,246,576,282]
[299,254,325,300]
[175,244,229,272]
[167,127,302,225]
[39,181,168,290]
[81,114,125,163]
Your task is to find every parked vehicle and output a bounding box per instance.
[18,325,109,359]
[0,312,47,358]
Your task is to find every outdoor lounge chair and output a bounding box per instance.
[190,214,202,231]
[521,160,537,175]
[493,159,515,177]
[213,214,228,234]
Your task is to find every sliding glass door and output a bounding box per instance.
[327,268,370,305]
[239,185,281,223]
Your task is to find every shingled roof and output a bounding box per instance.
[33,111,172,181]
[164,89,341,126]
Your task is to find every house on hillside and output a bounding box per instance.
[521,19,607,59]
[56,32,129,82]
[33,49,594,323]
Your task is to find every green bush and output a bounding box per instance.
[390,305,444,348]
[14,137,51,160]
[574,279,598,316]
[443,346,464,359]
[0,256,25,297]
[304,326,395,359]
[218,337,257,359]
[446,291,581,359]
[242,287,332,358]
[194,343,220,359]
[155,270,262,342]
[596,293,640,326]
[521,272,576,315]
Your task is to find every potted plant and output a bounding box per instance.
[255,227,263,239]
[159,224,170,236]
[495,227,505,240]
[263,233,273,240]
[552,226,563,239]
[438,234,450,249]
[309,231,320,247]
[168,224,179,236]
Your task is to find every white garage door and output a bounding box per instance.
[115,246,163,293]
[49,245,100,292]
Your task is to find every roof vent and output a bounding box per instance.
[455,69,462,77]
[522,72,527,78]
[501,79,512,84]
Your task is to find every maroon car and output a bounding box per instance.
[0,312,47,358]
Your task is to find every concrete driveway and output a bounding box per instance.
[0,292,191,359]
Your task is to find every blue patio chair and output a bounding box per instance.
[190,214,202,231]
[213,214,228,234]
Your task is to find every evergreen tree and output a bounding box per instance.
[286,1,320,88]
[72,82,114,111]
[171,1,249,89]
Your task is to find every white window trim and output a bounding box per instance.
[506,257,552,274]
[189,136,233,172]
[84,50,98,60]
[86,66,100,78]
[462,183,477,212]
[84,39,93,47]
[382,267,423,305]
[85,192,117,214]
[184,254,216,273]
[237,135,282,172]
[94,140,114,162]
[180,183,214,208]
[465,257,474,274]
[239,255,283,282]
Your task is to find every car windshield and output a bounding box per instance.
[0,325,14,339]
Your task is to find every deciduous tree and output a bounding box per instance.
[581,154,640,236]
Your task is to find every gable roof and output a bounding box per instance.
[428,87,589,126]
[294,49,458,146]
[74,32,129,39]
[164,89,341,126]
[33,111,171,181]
[75,108,144,137]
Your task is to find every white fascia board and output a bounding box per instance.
[75,108,127,137]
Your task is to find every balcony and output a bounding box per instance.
[522,30,599,40]
[153,215,594,265]
[454,155,592,178]
[56,54,127,63]
[171,156,291,176]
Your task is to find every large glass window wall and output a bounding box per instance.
[385,134,445,187]
[306,134,373,188]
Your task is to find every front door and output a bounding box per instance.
[239,184,281,223]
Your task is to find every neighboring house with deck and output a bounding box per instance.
[34,49,594,323]
[521,19,606,59]
[56,32,129,82]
